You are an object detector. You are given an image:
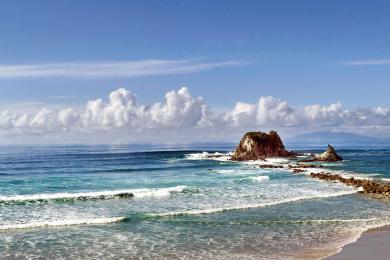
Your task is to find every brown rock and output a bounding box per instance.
[231,131,296,161]
[258,164,284,169]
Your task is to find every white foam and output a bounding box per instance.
[213,169,237,175]
[131,186,187,198]
[0,186,187,203]
[240,157,292,167]
[185,152,233,161]
[265,158,290,164]
[239,160,267,165]
[0,217,126,231]
[249,176,270,182]
[382,178,390,182]
[150,189,358,217]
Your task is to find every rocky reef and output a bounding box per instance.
[288,164,324,169]
[310,172,390,196]
[231,131,296,161]
[257,164,284,169]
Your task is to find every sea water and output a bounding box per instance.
[0,145,389,259]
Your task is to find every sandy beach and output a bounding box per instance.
[325,225,390,260]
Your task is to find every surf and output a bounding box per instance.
[0,185,188,205]
[0,217,127,231]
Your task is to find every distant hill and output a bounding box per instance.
[286,131,390,147]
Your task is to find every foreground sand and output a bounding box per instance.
[324,225,390,260]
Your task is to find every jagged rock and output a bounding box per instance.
[315,144,343,161]
[301,144,342,162]
[231,131,296,161]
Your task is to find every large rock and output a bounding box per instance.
[231,131,295,161]
[315,144,343,162]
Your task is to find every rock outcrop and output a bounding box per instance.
[302,144,343,162]
[315,144,343,161]
[231,131,296,161]
[310,172,390,196]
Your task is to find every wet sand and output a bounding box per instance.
[324,225,390,260]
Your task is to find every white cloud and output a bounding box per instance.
[1,87,390,143]
[0,59,242,79]
[342,59,390,65]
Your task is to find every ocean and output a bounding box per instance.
[0,145,390,259]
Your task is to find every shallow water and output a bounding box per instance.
[0,145,389,259]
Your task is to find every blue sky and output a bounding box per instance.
[0,0,390,143]
[0,0,389,107]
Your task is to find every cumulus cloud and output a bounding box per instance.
[1,87,390,142]
[0,59,242,78]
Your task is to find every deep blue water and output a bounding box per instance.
[0,145,389,259]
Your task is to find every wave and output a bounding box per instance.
[147,189,358,217]
[2,215,384,232]
[0,186,188,205]
[0,216,127,231]
[249,176,270,182]
[239,157,293,167]
[185,152,233,161]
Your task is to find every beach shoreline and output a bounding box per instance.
[323,225,390,260]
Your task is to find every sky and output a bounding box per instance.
[0,0,390,144]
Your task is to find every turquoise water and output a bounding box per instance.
[0,145,390,259]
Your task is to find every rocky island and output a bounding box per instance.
[231,131,296,161]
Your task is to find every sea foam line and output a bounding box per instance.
[0,217,127,231]
[0,186,187,204]
[148,189,358,217]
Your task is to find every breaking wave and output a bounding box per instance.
[0,186,188,205]
[0,217,127,231]
[185,152,233,161]
[249,176,270,182]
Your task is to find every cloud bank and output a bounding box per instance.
[0,59,242,79]
[1,87,389,143]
